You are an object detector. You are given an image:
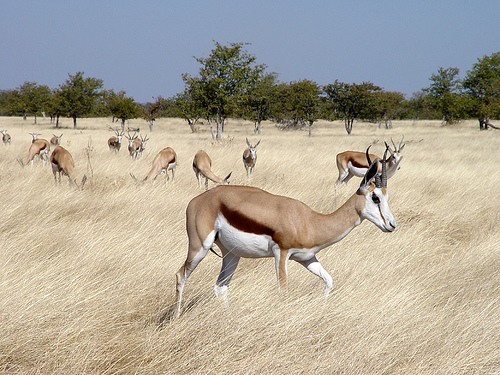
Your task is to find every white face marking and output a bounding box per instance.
[362,188,396,232]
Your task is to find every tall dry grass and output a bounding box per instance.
[0,116,499,374]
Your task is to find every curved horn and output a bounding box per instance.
[365,145,373,165]
[367,145,382,187]
[398,135,405,151]
[381,145,389,188]
[390,138,397,152]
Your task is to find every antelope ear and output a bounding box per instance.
[399,143,406,152]
[359,160,379,193]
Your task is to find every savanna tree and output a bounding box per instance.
[323,80,382,134]
[239,72,278,135]
[58,72,103,129]
[425,67,464,125]
[183,41,266,141]
[106,90,140,130]
[462,52,500,130]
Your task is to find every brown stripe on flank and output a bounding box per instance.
[220,204,274,237]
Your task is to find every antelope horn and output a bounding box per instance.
[390,138,397,152]
[365,145,373,165]
[367,145,382,187]
[381,145,389,188]
[399,135,405,151]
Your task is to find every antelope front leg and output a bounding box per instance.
[273,246,290,294]
[297,256,333,300]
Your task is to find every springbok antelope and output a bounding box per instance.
[242,138,261,178]
[175,149,396,316]
[20,135,50,166]
[137,134,149,158]
[50,133,63,146]
[107,128,124,153]
[192,150,231,190]
[1,130,11,145]
[131,147,177,185]
[50,146,86,188]
[125,132,149,159]
[336,137,406,186]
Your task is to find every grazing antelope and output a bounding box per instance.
[107,128,124,153]
[20,135,50,166]
[336,136,406,186]
[50,133,63,146]
[131,147,177,185]
[50,146,87,188]
[193,150,231,189]
[242,138,261,178]
[1,130,11,145]
[175,149,396,316]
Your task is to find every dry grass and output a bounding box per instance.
[0,116,499,374]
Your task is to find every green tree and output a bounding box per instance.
[425,67,464,125]
[183,41,266,141]
[45,89,66,128]
[170,89,204,133]
[462,52,500,130]
[0,89,22,116]
[58,72,104,129]
[106,90,140,130]
[141,96,167,132]
[239,72,278,135]
[373,91,405,128]
[323,80,382,134]
[17,82,52,124]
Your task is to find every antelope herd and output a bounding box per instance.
[5,123,406,317]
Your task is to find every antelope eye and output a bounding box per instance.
[372,194,381,204]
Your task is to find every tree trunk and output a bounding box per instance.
[308,120,313,137]
[148,120,154,132]
[207,118,215,140]
[479,118,488,130]
[73,116,77,129]
[34,114,37,125]
[254,121,261,135]
[216,118,222,141]
[56,115,60,128]
[345,118,353,135]
[187,119,195,133]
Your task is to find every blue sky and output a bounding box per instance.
[1,0,499,103]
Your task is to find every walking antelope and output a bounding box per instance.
[192,150,231,190]
[50,133,63,146]
[242,138,261,178]
[131,147,177,185]
[50,146,87,188]
[1,130,11,145]
[20,135,50,166]
[125,132,149,159]
[336,137,405,186]
[107,128,124,153]
[175,148,396,316]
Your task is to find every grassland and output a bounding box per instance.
[0,116,499,374]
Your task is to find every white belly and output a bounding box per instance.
[215,213,274,258]
[348,162,368,177]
